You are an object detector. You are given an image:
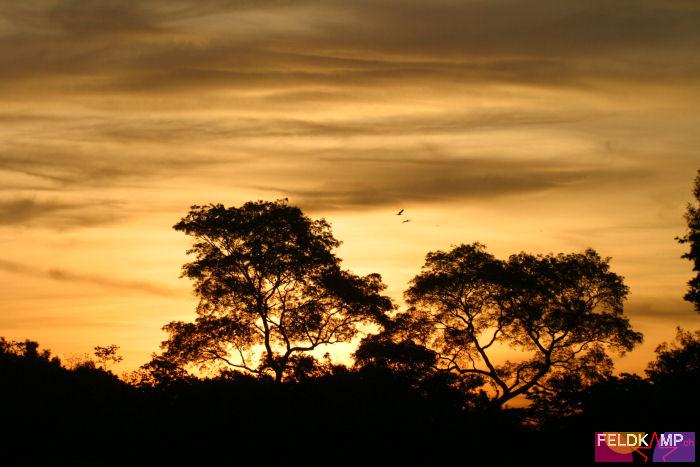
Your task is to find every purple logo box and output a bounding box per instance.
[595,432,695,463]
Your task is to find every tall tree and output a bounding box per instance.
[677,169,700,312]
[387,243,642,407]
[160,200,393,382]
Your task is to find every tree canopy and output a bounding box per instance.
[645,327,700,386]
[94,344,123,370]
[377,243,642,406]
[159,200,393,382]
[678,169,700,312]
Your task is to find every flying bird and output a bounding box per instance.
[402,219,411,223]
[396,209,404,215]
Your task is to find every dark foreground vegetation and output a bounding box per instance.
[2,170,699,465]
[1,331,698,466]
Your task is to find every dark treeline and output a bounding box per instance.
[2,171,699,465]
[1,330,698,465]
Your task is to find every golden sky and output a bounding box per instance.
[1,0,699,374]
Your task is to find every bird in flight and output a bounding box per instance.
[402,219,411,223]
[396,209,404,215]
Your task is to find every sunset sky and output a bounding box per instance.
[1,0,699,375]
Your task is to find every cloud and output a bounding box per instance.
[252,153,651,211]
[0,0,691,213]
[625,300,700,322]
[0,108,593,195]
[44,0,163,37]
[71,108,587,143]
[0,0,698,97]
[0,198,120,228]
[0,141,236,190]
[0,258,183,297]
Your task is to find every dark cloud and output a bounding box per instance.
[45,0,162,37]
[0,0,691,212]
[0,198,120,228]
[0,142,237,190]
[0,147,128,187]
[252,154,650,211]
[90,109,589,141]
[330,0,700,59]
[0,258,182,297]
[0,108,591,195]
[626,300,700,322]
[0,0,698,95]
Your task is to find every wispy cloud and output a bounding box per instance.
[0,258,183,297]
[0,141,236,190]
[252,152,651,211]
[0,0,698,97]
[0,197,121,228]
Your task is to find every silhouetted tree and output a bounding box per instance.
[535,328,700,431]
[677,169,700,312]
[0,337,61,365]
[355,334,438,376]
[383,243,642,407]
[94,344,123,370]
[526,347,615,420]
[159,200,394,382]
[129,354,195,388]
[1,336,136,464]
[354,333,491,410]
[645,327,700,387]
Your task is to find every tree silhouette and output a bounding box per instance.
[0,337,60,365]
[354,334,438,376]
[94,344,123,370]
[130,353,194,388]
[531,327,700,429]
[382,243,642,406]
[645,327,700,386]
[525,348,617,420]
[677,169,700,312]
[159,200,393,382]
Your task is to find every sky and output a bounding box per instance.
[1,0,699,375]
